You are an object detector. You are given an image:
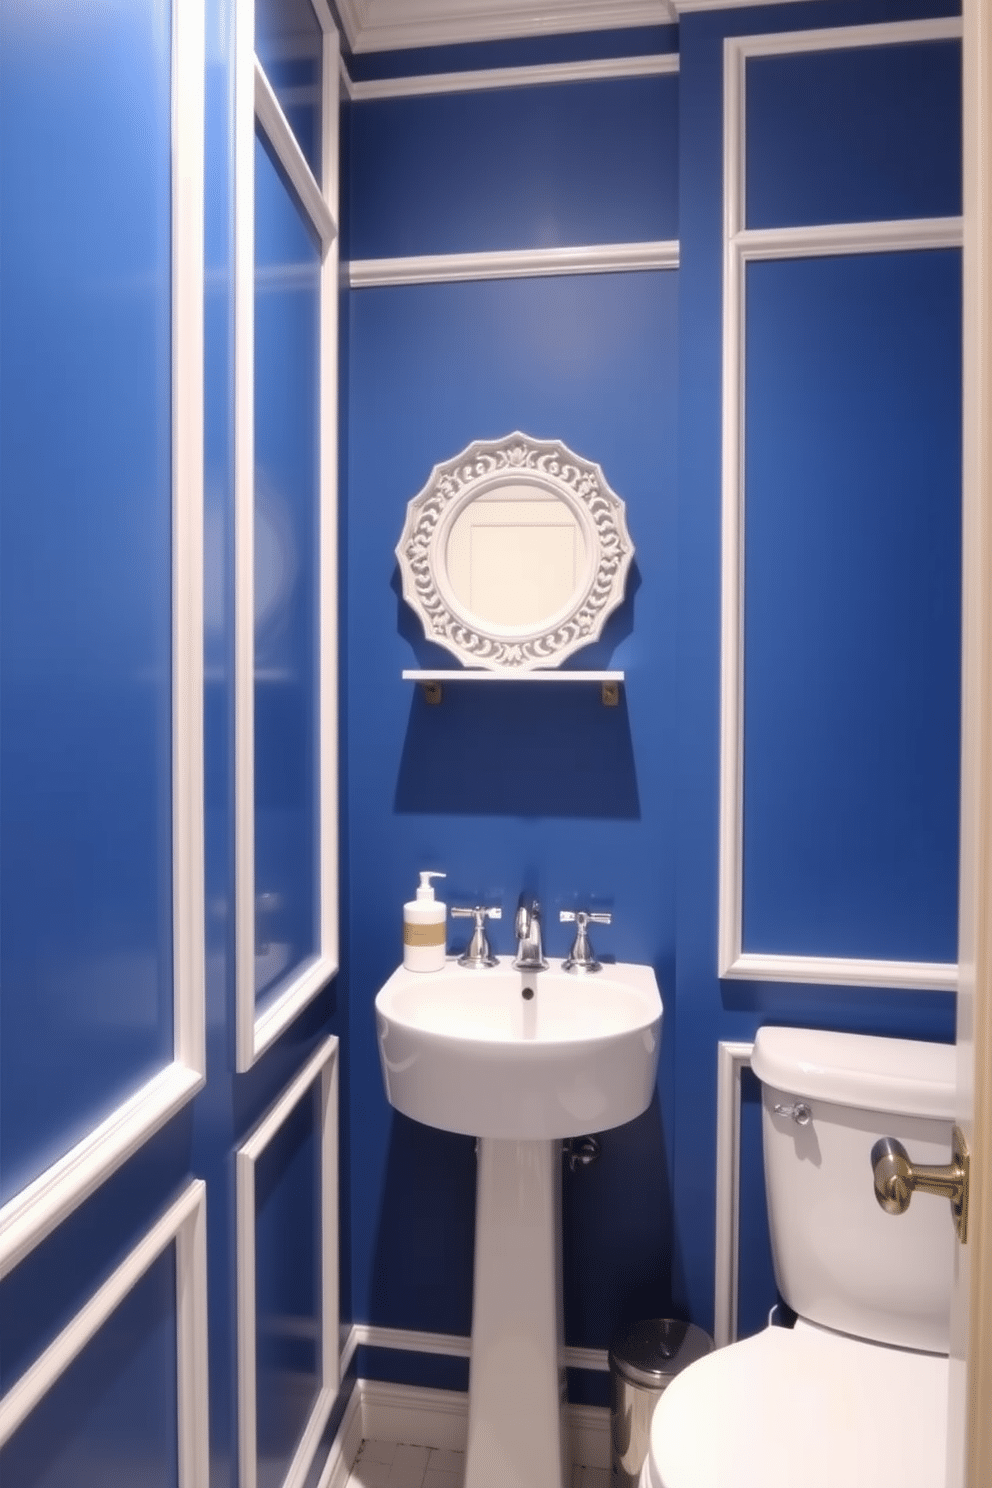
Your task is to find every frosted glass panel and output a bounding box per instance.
[255,1090,320,1488]
[253,131,321,1011]
[255,0,322,179]
[0,1253,179,1488]
[0,0,174,1200]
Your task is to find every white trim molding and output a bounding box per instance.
[336,0,674,54]
[950,1,992,1481]
[316,1379,609,1487]
[315,1382,364,1488]
[237,1036,340,1488]
[235,7,340,1070]
[714,1041,753,1348]
[718,20,963,992]
[0,1180,209,1484]
[254,61,337,248]
[346,51,678,101]
[341,1322,608,1375]
[0,0,206,1279]
[349,240,679,288]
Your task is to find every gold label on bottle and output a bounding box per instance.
[404,921,445,947]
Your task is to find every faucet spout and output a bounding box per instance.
[513,894,549,971]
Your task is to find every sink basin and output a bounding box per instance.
[375,956,662,1139]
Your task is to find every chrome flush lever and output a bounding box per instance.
[773,1101,812,1126]
[870,1127,970,1243]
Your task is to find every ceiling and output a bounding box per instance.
[334,0,680,53]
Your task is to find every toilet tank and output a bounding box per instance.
[751,1026,956,1354]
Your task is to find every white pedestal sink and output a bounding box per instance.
[375,957,663,1488]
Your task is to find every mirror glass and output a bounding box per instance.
[444,484,588,629]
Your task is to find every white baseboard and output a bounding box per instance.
[316,1383,364,1488]
[568,1401,611,1471]
[322,1380,610,1477]
[360,1380,470,1452]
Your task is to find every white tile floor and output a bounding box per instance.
[346,1438,610,1488]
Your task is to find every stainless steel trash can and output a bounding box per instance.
[609,1319,713,1487]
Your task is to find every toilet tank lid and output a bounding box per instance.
[751,1027,956,1119]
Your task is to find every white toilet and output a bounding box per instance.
[642,1025,957,1488]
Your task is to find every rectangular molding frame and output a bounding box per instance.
[236,1035,340,1488]
[350,240,679,288]
[718,18,964,991]
[234,2,340,1069]
[713,1040,754,1349]
[339,1322,608,1376]
[344,51,678,101]
[0,1180,209,1483]
[0,0,206,1279]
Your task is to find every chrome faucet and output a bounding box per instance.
[513,894,548,971]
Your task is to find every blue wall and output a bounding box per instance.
[672,0,959,1335]
[345,55,681,1381]
[343,0,962,1386]
[0,0,966,1479]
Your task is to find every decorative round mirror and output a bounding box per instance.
[395,433,634,672]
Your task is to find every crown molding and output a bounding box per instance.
[338,0,675,54]
[347,50,677,98]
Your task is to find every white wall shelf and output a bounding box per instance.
[402,670,624,705]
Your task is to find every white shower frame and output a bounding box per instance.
[234,0,340,1070]
[0,0,206,1279]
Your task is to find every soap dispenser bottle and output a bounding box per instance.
[403,871,447,972]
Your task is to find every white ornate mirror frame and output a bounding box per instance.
[396,433,635,672]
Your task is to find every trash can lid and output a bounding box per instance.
[609,1319,714,1389]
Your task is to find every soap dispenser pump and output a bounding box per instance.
[403,871,447,972]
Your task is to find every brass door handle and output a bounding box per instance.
[870,1126,969,1243]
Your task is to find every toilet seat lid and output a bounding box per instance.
[645,1320,948,1488]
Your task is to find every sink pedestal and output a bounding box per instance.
[464,1137,570,1488]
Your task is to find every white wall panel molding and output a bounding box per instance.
[714,1041,753,1348]
[717,21,962,992]
[345,51,678,101]
[236,1036,340,1488]
[0,0,206,1280]
[725,953,958,993]
[0,1180,209,1482]
[726,15,962,58]
[673,0,802,9]
[337,0,674,55]
[737,216,964,261]
[349,240,679,288]
[0,1066,203,1281]
[235,9,340,1070]
[341,1322,608,1373]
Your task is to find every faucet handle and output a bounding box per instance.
[451,905,501,968]
[559,909,612,974]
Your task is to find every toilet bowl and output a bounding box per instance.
[641,1026,957,1488]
